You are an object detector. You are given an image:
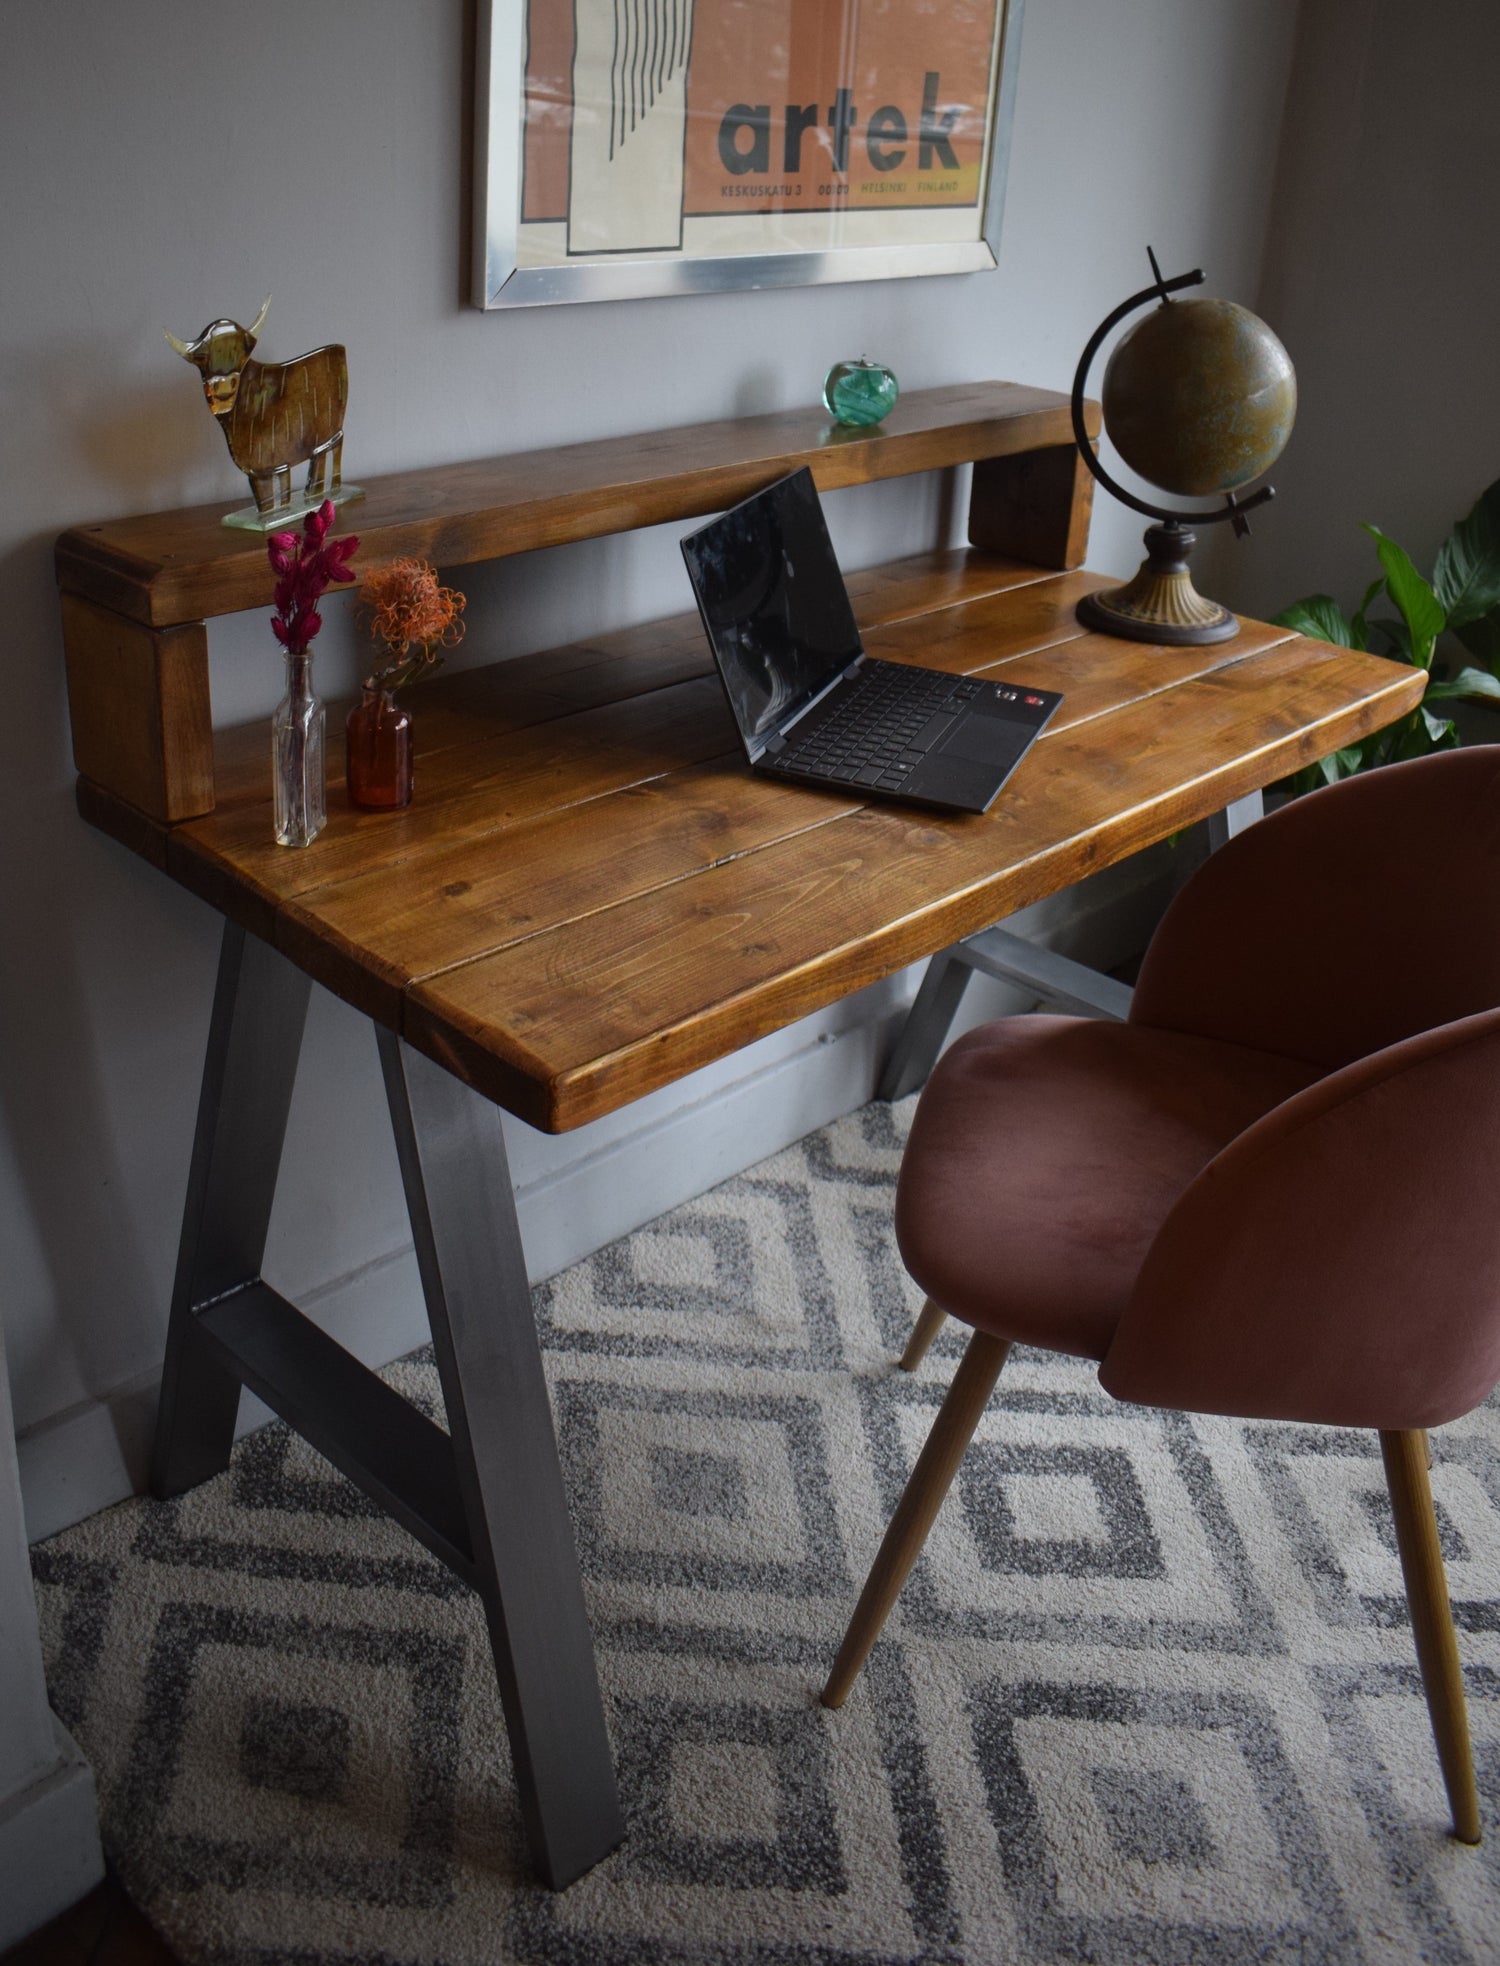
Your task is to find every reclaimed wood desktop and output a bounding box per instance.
[55,384,1424,1887]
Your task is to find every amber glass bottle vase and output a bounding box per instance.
[346,686,413,809]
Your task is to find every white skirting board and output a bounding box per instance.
[3,1305,104,1945]
[17,844,1187,1543]
[0,1718,104,1951]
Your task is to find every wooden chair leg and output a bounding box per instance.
[1379,1428,1482,1843]
[822,1330,1010,1709]
[900,1296,949,1371]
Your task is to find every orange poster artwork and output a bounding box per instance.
[515,0,1008,266]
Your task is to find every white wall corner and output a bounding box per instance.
[0,1717,105,1951]
[2,1321,103,1945]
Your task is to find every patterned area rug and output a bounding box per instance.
[30,1101,1500,1964]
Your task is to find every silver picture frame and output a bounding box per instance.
[473,0,1026,309]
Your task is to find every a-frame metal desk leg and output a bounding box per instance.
[151,923,624,1888]
[151,924,312,1496]
[378,1028,623,1887]
[878,791,1265,1101]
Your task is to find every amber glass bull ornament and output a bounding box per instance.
[165,296,364,533]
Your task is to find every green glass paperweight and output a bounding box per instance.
[822,358,900,428]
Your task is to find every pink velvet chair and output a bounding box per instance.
[822,748,1500,1844]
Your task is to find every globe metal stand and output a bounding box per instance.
[1071,254,1282,648]
[1079,519,1238,645]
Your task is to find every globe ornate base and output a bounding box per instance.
[1076,522,1238,647]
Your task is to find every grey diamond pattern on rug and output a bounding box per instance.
[30,1099,1500,1964]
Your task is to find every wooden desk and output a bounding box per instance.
[55,386,1425,1887]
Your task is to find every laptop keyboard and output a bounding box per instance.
[773,664,986,791]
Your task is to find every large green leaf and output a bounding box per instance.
[1276,734,1380,800]
[1370,615,1414,664]
[1434,477,1500,626]
[1422,705,1460,748]
[1350,576,1385,650]
[1455,611,1500,678]
[1272,763,1322,798]
[1386,713,1425,762]
[1426,665,1500,702]
[1271,595,1357,647]
[1379,703,1454,763]
[1363,525,1446,667]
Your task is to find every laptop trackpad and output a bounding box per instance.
[938,716,1025,767]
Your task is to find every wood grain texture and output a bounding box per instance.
[74,776,169,870]
[161,570,1152,1012]
[881,613,1302,732]
[823,1330,1011,1708]
[861,571,1121,676]
[899,1298,949,1372]
[67,545,1426,1134]
[1379,1428,1482,1843]
[153,552,1080,919]
[167,676,738,939]
[274,756,856,1026]
[60,594,213,821]
[55,384,1092,628]
[843,548,1057,622]
[404,636,1424,1130]
[968,444,1096,570]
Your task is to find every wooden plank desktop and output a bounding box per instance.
[74,545,1423,1132]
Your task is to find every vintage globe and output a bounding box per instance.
[1070,265,1298,647]
[1101,297,1296,500]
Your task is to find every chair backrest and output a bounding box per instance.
[1099,1007,1500,1430]
[1130,748,1500,1072]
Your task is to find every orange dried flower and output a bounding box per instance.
[358,556,465,690]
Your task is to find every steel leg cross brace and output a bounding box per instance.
[150,922,624,1888]
[1205,790,1264,854]
[878,792,1265,1101]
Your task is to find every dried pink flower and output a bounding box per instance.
[266,502,359,656]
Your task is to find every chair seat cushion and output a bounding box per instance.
[894,1016,1322,1360]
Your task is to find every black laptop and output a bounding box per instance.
[680,468,1061,814]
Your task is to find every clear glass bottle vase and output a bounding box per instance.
[272,649,326,847]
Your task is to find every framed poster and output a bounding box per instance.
[473,0,1024,307]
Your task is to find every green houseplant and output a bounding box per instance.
[1274,476,1500,794]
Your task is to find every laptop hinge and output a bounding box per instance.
[774,652,866,745]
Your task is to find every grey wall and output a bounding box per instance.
[1,0,1301,1530]
[1224,0,1500,623]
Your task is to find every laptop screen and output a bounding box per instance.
[681,468,863,750]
